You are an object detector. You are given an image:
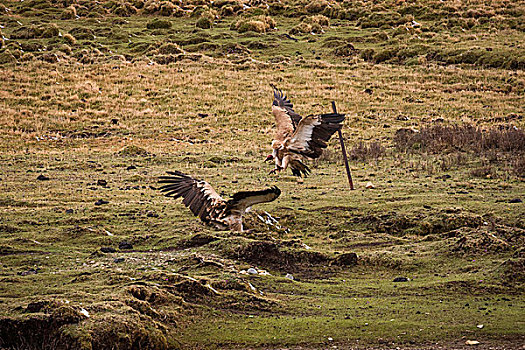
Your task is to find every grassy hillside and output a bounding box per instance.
[0,0,524,349]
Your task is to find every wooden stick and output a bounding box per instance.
[332,101,354,190]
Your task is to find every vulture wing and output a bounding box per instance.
[287,112,345,159]
[289,157,311,177]
[227,186,281,213]
[271,85,303,141]
[158,171,225,223]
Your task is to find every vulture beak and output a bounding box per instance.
[264,154,273,162]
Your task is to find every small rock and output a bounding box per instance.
[18,268,39,276]
[65,209,74,214]
[111,118,119,125]
[146,211,159,218]
[509,198,522,203]
[285,273,294,280]
[37,174,49,181]
[197,113,208,118]
[25,301,47,313]
[247,268,258,275]
[97,179,107,187]
[79,308,90,318]
[119,241,133,250]
[364,88,373,94]
[465,340,480,345]
[393,277,409,282]
[283,33,298,41]
[94,199,109,206]
[126,165,137,170]
[113,257,125,263]
[100,247,116,253]
[477,324,484,329]
[365,181,375,189]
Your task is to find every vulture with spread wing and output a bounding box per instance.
[158,171,281,232]
[265,85,345,177]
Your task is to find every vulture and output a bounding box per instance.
[158,171,281,232]
[266,85,346,177]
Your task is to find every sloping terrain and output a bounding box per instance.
[0,1,524,349]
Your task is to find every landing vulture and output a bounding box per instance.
[266,85,345,177]
[158,171,281,232]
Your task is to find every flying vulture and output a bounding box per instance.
[266,85,346,177]
[158,171,281,232]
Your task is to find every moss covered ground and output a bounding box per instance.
[0,0,524,349]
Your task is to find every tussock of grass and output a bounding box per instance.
[146,18,172,29]
[117,145,152,156]
[155,42,183,55]
[142,0,184,16]
[9,23,60,39]
[231,15,276,33]
[348,141,386,161]
[196,15,213,29]
[0,49,17,64]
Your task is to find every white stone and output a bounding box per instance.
[80,308,90,318]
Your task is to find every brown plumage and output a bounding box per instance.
[158,171,281,232]
[266,85,345,177]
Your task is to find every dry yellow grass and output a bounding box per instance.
[1,57,524,350]
[1,61,523,155]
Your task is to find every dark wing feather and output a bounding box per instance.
[158,171,225,223]
[289,159,311,178]
[271,84,302,129]
[288,112,345,159]
[227,186,281,212]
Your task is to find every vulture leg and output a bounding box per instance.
[269,165,283,175]
[281,155,290,172]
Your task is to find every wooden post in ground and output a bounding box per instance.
[332,101,354,190]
